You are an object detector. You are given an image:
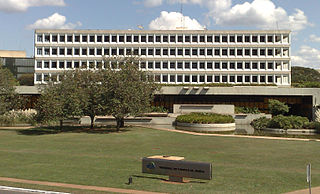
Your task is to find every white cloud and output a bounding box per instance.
[144,0,163,7]
[27,13,82,30]
[292,46,320,68]
[149,11,205,30]
[144,0,311,31]
[0,0,65,12]
[309,34,320,43]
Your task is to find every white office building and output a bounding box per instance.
[34,29,291,85]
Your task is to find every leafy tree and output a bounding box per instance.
[102,56,159,131]
[291,66,320,83]
[0,63,20,115]
[18,74,34,86]
[35,71,86,130]
[268,99,289,116]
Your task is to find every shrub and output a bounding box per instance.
[0,109,36,126]
[250,117,270,130]
[176,112,234,124]
[149,106,168,113]
[267,115,309,130]
[268,99,289,116]
[235,107,261,114]
[303,122,320,133]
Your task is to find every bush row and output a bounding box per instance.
[251,115,320,132]
[176,112,235,124]
[235,107,261,114]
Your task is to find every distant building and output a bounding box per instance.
[0,50,34,79]
[34,29,291,85]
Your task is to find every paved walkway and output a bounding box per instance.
[285,187,320,194]
[0,177,166,194]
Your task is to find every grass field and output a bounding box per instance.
[0,126,319,193]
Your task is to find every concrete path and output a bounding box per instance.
[285,187,320,194]
[0,177,166,194]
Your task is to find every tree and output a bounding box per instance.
[102,56,159,131]
[0,63,20,115]
[35,71,86,130]
[268,99,289,116]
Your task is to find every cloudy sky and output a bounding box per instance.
[0,0,319,68]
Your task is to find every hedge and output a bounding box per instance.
[176,112,235,124]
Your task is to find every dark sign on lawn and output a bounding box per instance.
[142,156,212,181]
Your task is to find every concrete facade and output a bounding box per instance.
[0,50,26,58]
[34,29,291,85]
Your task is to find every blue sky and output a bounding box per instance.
[0,0,319,68]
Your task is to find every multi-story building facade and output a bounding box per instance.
[34,29,291,85]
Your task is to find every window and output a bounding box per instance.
[45,35,50,42]
[52,61,57,68]
[245,76,250,83]
[163,62,168,69]
[74,35,80,42]
[52,35,57,42]
[192,48,198,55]
[214,49,220,56]
[67,62,72,68]
[245,62,250,69]
[60,35,65,42]
[200,49,205,55]
[237,35,243,42]
[104,48,109,55]
[252,49,258,56]
[200,62,205,69]
[89,35,95,42]
[140,62,146,69]
[170,48,176,55]
[185,35,191,42]
[229,49,235,56]
[268,76,273,82]
[74,61,79,68]
[170,62,175,69]
[222,49,227,56]
[192,35,198,42]
[200,75,205,82]
[207,75,213,82]
[148,62,153,69]
[90,48,95,55]
[222,63,227,69]
[126,35,131,42]
[215,62,220,69]
[192,75,198,83]
[252,36,258,42]
[134,35,139,42]
[268,49,273,56]
[214,75,220,83]
[230,76,235,82]
[148,35,154,42]
[148,48,154,55]
[82,62,88,69]
[214,35,220,42]
[59,48,65,55]
[207,62,213,69]
[184,75,190,82]
[222,76,227,82]
[229,36,235,42]
[185,48,190,56]
[141,36,146,42]
[74,49,80,56]
[237,76,243,83]
[252,63,258,69]
[163,35,168,42]
[237,62,243,69]
[230,63,235,69]
[260,76,266,82]
[97,48,102,55]
[268,62,274,69]
[67,48,72,55]
[260,62,265,69]
[37,48,42,55]
[59,61,65,69]
[89,62,95,69]
[260,36,266,42]
[67,35,73,42]
[170,35,176,42]
[245,36,250,42]
[260,49,266,56]
[133,48,138,55]
[37,35,43,42]
[245,49,250,56]
[177,62,183,69]
[97,35,102,42]
[112,35,117,42]
[177,75,183,82]
[184,62,190,69]
[207,35,213,42]
[162,75,168,82]
[82,35,87,42]
[192,62,197,69]
[170,75,175,82]
[207,49,213,55]
[178,49,183,55]
[37,61,42,68]
[222,36,227,42]
[155,48,161,55]
[163,48,168,55]
[155,62,160,69]
[200,36,205,42]
[141,48,146,55]
[43,74,49,82]
[237,49,243,56]
[268,35,273,42]
[156,36,161,42]
[178,36,183,42]
[36,74,42,82]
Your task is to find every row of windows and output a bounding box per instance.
[36,47,289,57]
[36,33,289,44]
[36,60,289,70]
[35,73,288,84]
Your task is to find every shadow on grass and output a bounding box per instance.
[132,175,207,184]
[13,125,131,136]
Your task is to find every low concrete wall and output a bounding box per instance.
[173,104,234,115]
[262,128,317,135]
[176,122,236,132]
[92,117,176,126]
[234,113,272,125]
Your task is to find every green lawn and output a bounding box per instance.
[0,126,319,193]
